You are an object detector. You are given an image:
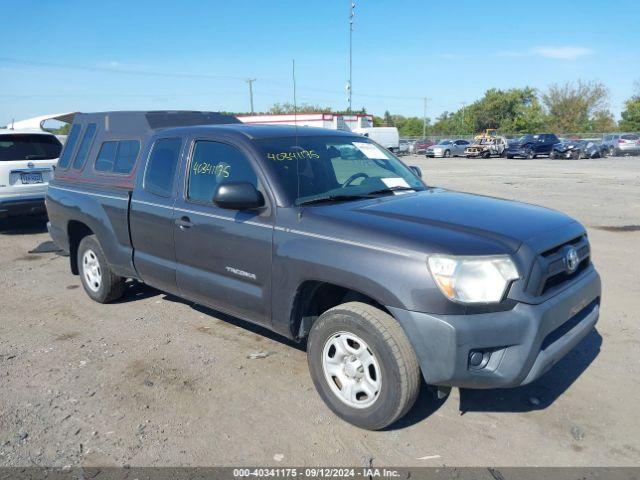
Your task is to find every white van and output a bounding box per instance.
[354,127,400,152]
[0,129,62,218]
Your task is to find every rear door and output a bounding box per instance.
[130,137,185,294]
[0,133,62,199]
[173,136,274,326]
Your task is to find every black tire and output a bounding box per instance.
[527,149,536,159]
[572,150,583,160]
[443,150,451,158]
[609,147,618,157]
[77,235,125,303]
[482,150,491,159]
[549,151,556,159]
[307,302,421,430]
[506,154,513,159]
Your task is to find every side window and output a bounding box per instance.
[144,138,182,197]
[57,124,82,169]
[187,141,257,204]
[95,141,118,172]
[71,123,97,170]
[113,140,140,174]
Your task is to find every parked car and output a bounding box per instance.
[413,139,435,154]
[464,136,508,158]
[0,129,63,218]
[602,133,640,156]
[47,111,601,430]
[550,140,607,160]
[426,139,470,158]
[398,140,411,155]
[505,133,560,159]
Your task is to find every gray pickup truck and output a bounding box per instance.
[47,111,601,430]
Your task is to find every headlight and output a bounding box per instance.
[427,255,519,304]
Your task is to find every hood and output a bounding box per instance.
[307,189,579,256]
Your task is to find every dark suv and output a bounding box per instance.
[506,133,560,159]
[46,112,601,430]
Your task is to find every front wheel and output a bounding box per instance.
[527,150,536,159]
[307,302,421,430]
[78,235,125,303]
[549,151,557,159]
[443,150,451,158]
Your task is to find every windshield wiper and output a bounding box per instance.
[297,194,369,206]
[365,186,418,196]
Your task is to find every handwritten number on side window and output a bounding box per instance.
[192,161,230,178]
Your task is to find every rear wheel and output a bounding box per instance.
[307,302,421,430]
[77,235,125,303]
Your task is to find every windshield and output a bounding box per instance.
[517,134,535,143]
[436,140,452,145]
[0,134,62,161]
[254,136,425,206]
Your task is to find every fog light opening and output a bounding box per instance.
[468,349,492,370]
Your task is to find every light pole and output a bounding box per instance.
[246,78,257,114]
[347,1,355,113]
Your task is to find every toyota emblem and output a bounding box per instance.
[27,162,34,169]
[565,247,579,274]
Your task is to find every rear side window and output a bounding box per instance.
[0,134,62,162]
[144,138,182,197]
[187,140,257,203]
[95,142,118,172]
[95,140,140,174]
[72,123,97,170]
[57,124,81,168]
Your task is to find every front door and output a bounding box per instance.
[130,137,184,295]
[173,138,273,326]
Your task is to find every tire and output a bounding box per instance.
[609,147,618,157]
[443,150,451,158]
[506,154,513,159]
[307,302,421,430]
[549,151,557,159]
[572,150,583,160]
[482,151,491,159]
[77,235,125,303]
[527,150,536,159]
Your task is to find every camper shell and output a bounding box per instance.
[53,111,240,190]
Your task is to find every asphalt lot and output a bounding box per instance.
[1,155,639,467]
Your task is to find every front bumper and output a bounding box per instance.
[506,148,529,158]
[388,268,601,389]
[0,194,46,218]
[426,151,445,158]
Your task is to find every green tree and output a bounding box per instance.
[267,102,332,114]
[619,81,640,131]
[542,80,611,132]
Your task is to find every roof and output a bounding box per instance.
[0,128,57,136]
[160,123,362,140]
[9,112,77,131]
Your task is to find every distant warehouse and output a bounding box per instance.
[237,113,400,152]
[237,113,374,131]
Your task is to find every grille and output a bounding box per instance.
[529,235,591,296]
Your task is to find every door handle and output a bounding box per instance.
[175,216,193,229]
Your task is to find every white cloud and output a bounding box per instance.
[531,46,593,60]
[497,46,594,60]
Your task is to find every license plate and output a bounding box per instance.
[20,173,43,184]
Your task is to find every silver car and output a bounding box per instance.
[602,133,640,156]
[425,139,470,158]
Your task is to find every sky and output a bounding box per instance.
[1,0,638,126]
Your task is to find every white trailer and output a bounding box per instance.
[238,113,373,132]
[354,127,400,152]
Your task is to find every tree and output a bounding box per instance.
[383,111,394,126]
[542,80,612,132]
[267,103,331,114]
[619,80,640,131]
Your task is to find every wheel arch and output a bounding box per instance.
[289,280,392,342]
[67,220,95,275]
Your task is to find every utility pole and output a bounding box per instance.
[460,102,467,134]
[246,78,256,114]
[347,1,355,113]
[422,97,428,139]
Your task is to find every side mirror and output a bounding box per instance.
[409,165,422,178]
[213,182,264,210]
